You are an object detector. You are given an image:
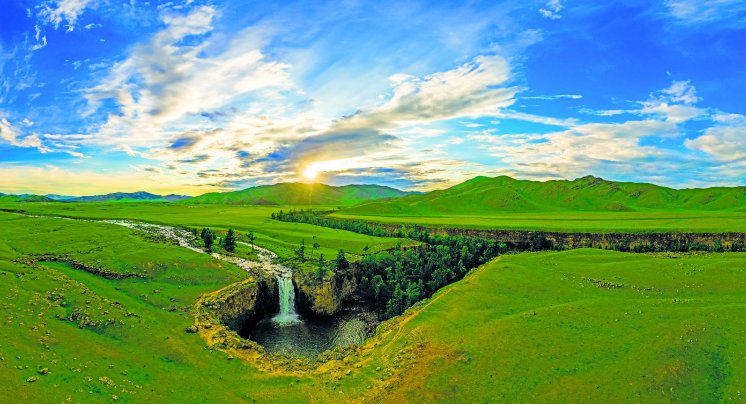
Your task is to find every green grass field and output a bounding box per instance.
[346,249,746,402]
[0,202,413,264]
[331,210,746,233]
[1,203,745,402]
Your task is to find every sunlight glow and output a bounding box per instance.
[303,167,318,180]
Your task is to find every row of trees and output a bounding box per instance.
[196,227,256,253]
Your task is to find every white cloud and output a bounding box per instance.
[0,117,48,151]
[38,0,95,32]
[523,94,582,100]
[665,0,746,26]
[336,55,515,131]
[477,119,675,173]
[685,126,746,162]
[639,81,704,123]
[269,54,517,178]
[579,80,705,124]
[539,0,564,20]
[31,25,48,51]
[84,5,294,149]
[660,80,700,104]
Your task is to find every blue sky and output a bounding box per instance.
[1,0,745,195]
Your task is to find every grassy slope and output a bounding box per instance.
[178,183,407,206]
[348,249,746,402]
[341,175,746,216]
[0,212,309,402]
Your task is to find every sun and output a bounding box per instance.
[303,167,318,180]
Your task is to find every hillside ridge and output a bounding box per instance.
[179,182,409,206]
[339,175,746,214]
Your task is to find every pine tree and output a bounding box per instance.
[204,230,214,252]
[223,229,237,253]
[316,253,327,280]
[385,284,406,318]
[335,249,349,271]
[295,239,305,260]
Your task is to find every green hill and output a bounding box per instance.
[341,175,746,215]
[179,183,408,206]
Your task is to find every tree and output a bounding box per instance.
[372,275,386,306]
[335,249,349,271]
[385,284,406,318]
[295,239,305,260]
[203,230,214,252]
[405,280,423,307]
[247,231,256,251]
[363,245,370,254]
[309,235,319,257]
[312,242,320,258]
[200,227,208,240]
[316,253,327,280]
[223,229,237,253]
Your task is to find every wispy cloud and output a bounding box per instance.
[539,0,564,20]
[38,0,96,32]
[665,0,746,27]
[84,5,294,150]
[522,94,582,100]
[0,117,47,151]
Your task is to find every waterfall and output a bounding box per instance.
[273,274,300,325]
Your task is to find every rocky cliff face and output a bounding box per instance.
[199,276,278,333]
[294,268,358,316]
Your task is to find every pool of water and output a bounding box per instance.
[246,306,376,358]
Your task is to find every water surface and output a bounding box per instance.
[248,306,374,358]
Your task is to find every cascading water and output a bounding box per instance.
[249,270,376,358]
[273,274,300,325]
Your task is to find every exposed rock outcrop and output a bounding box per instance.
[197,276,278,333]
[294,268,358,316]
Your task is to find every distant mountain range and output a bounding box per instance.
[6,176,746,211]
[177,183,409,206]
[64,191,191,202]
[339,175,746,215]
[0,191,190,203]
